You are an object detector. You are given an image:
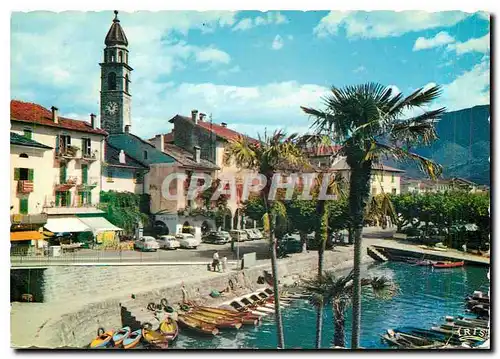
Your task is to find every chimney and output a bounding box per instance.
[51,106,59,124]
[90,113,96,129]
[199,113,206,121]
[221,122,227,128]
[194,146,201,163]
[160,134,165,152]
[119,150,126,164]
[191,109,199,124]
[125,125,130,134]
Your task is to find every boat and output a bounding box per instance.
[122,329,142,349]
[419,245,448,252]
[381,329,443,349]
[142,328,168,347]
[186,312,242,329]
[159,317,179,341]
[112,326,131,347]
[89,328,114,349]
[432,261,465,268]
[194,308,259,326]
[177,314,219,336]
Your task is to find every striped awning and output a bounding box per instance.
[10,231,44,241]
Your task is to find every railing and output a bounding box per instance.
[77,176,99,189]
[54,175,78,190]
[56,146,80,159]
[17,180,34,193]
[81,150,98,161]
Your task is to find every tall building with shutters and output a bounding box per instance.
[10,100,107,218]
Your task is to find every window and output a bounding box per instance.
[56,191,71,207]
[391,174,395,183]
[60,164,67,183]
[82,138,91,156]
[143,150,148,160]
[19,153,29,159]
[107,168,114,182]
[14,168,32,181]
[125,74,129,93]
[134,171,143,184]
[79,191,92,206]
[58,134,71,153]
[81,164,88,184]
[392,188,397,195]
[19,198,28,214]
[23,129,32,139]
[118,51,123,63]
[108,72,117,90]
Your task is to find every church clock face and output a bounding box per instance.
[105,101,118,115]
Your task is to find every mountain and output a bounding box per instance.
[388,105,491,185]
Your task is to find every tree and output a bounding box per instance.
[99,191,149,235]
[303,270,398,348]
[302,83,444,348]
[225,130,309,349]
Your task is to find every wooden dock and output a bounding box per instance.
[364,237,490,266]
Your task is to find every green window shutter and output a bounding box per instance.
[20,198,28,214]
[82,164,88,184]
[66,191,71,207]
[88,191,92,205]
[60,165,67,183]
[14,168,20,180]
[55,192,61,207]
[24,130,32,140]
[28,169,34,181]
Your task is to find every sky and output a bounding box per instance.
[11,10,490,139]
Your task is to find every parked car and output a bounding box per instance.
[244,229,259,241]
[134,236,160,252]
[230,230,249,242]
[203,231,231,244]
[157,235,180,250]
[175,233,201,249]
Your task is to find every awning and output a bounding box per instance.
[10,231,44,241]
[78,217,123,234]
[44,217,91,233]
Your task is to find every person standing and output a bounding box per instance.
[212,251,220,272]
[221,256,228,272]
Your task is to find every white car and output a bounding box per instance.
[157,235,180,250]
[175,233,201,249]
[230,230,249,242]
[244,229,258,241]
[253,228,264,239]
[134,236,159,251]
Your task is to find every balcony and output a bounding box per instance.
[11,213,47,225]
[81,150,99,162]
[54,176,78,191]
[56,145,80,161]
[76,176,99,191]
[17,180,34,194]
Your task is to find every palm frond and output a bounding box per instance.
[369,276,399,300]
[390,108,446,145]
[388,85,443,116]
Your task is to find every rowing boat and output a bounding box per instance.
[432,261,464,268]
[123,329,142,349]
[186,312,242,329]
[381,329,443,349]
[112,327,131,347]
[90,329,114,349]
[142,328,168,348]
[159,317,179,341]
[194,308,259,326]
[177,314,219,336]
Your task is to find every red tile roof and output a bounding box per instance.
[306,144,342,157]
[170,115,258,143]
[11,100,107,135]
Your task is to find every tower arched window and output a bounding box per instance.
[118,51,123,63]
[125,74,129,93]
[108,72,117,90]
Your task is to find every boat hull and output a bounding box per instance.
[178,315,219,336]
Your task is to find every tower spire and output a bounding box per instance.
[105,10,128,47]
[113,10,119,22]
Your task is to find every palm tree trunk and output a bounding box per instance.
[333,306,346,348]
[348,160,372,349]
[315,199,328,349]
[262,192,285,349]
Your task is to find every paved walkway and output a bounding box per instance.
[364,237,490,265]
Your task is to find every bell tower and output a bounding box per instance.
[100,10,133,134]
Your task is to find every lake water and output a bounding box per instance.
[173,262,489,349]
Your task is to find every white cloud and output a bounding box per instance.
[387,85,401,95]
[413,31,455,51]
[195,48,231,65]
[232,11,289,31]
[314,11,470,39]
[353,66,366,74]
[272,35,284,50]
[447,33,490,55]
[439,58,490,111]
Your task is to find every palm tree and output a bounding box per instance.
[225,130,309,349]
[303,270,398,348]
[301,83,444,348]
